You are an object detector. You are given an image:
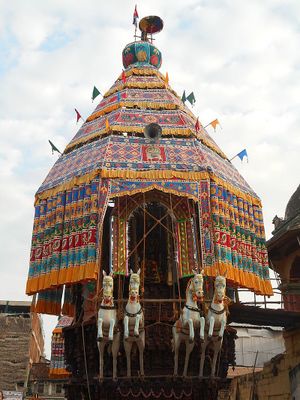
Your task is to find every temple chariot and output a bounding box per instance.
[26,13,273,400]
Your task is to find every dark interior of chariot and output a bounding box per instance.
[62,197,237,400]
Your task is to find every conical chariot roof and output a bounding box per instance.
[26,20,273,302]
[37,39,258,205]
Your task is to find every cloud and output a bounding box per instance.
[0,0,299,357]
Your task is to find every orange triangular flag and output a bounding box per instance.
[105,118,110,131]
[210,119,220,131]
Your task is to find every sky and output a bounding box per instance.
[0,0,299,358]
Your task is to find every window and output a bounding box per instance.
[37,383,44,394]
[56,384,62,394]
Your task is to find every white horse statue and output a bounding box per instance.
[199,275,230,377]
[172,270,205,377]
[97,270,120,381]
[123,269,145,378]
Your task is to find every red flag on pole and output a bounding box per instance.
[133,5,139,28]
[195,117,200,133]
[75,108,82,123]
[122,70,127,84]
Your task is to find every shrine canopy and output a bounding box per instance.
[26,17,273,312]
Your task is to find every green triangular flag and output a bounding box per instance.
[181,90,186,103]
[186,92,196,106]
[92,86,101,101]
[48,140,62,155]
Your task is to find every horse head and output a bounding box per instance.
[214,275,226,303]
[129,269,141,302]
[102,270,114,301]
[188,269,204,302]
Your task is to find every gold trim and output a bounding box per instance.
[87,101,179,122]
[109,183,199,202]
[34,168,261,207]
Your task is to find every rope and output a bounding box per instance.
[95,179,104,314]
[142,192,146,296]
[193,201,202,271]
[118,274,122,320]
[170,193,182,309]
[81,323,92,400]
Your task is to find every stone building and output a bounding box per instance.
[0,301,44,393]
[268,184,300,312]
[226,184,300,399]
[24,360,67,400]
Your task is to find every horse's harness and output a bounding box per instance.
[97,304,119,338]
[209,305,226,315]
[99,304,116,310]
[184,304,204,314]
[209,295,229,315]
[125,305,143,318]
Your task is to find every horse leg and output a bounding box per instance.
[111,333,120,381]
[200,317,205,342]
[219,318,226,339]
[108,318,115,341]
[211,340,222,377]
[124,315,129,340]
[199,339,207,377]
[98,341,105,381]
[208,315,215,339]
[183,339,194,378]
[134,315,141,337]
[187,318,194,343]
[97,318,103,340]
[172,327,180,376]
[137,332,145,377]
[124,340,133,378]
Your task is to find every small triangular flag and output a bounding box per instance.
[230,149,248,163]
[48,140,62,155]
[122,70,127,84]
[133,5,139,28]
[105,118,110,131]
[195,118,200,133]
[181,90,186,103]
[237,149,248,162]
[92,86,101,101]
[75,108,82,123]
[186,92,196,106]
[210,119,220,131]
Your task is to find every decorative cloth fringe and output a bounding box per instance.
[64,125,194,153]
[27,177,270,296]
[33,287,63,315]
[26,178,110,295]
[35,169,261,209]
[64,124,226,161]
[105,81,168,98]
[61,285,75,317]
[198,179,272,296]
[87,101,179,122]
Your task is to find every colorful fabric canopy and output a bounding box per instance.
[25,38,273,307]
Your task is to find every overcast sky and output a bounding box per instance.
[0,0,299,358]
